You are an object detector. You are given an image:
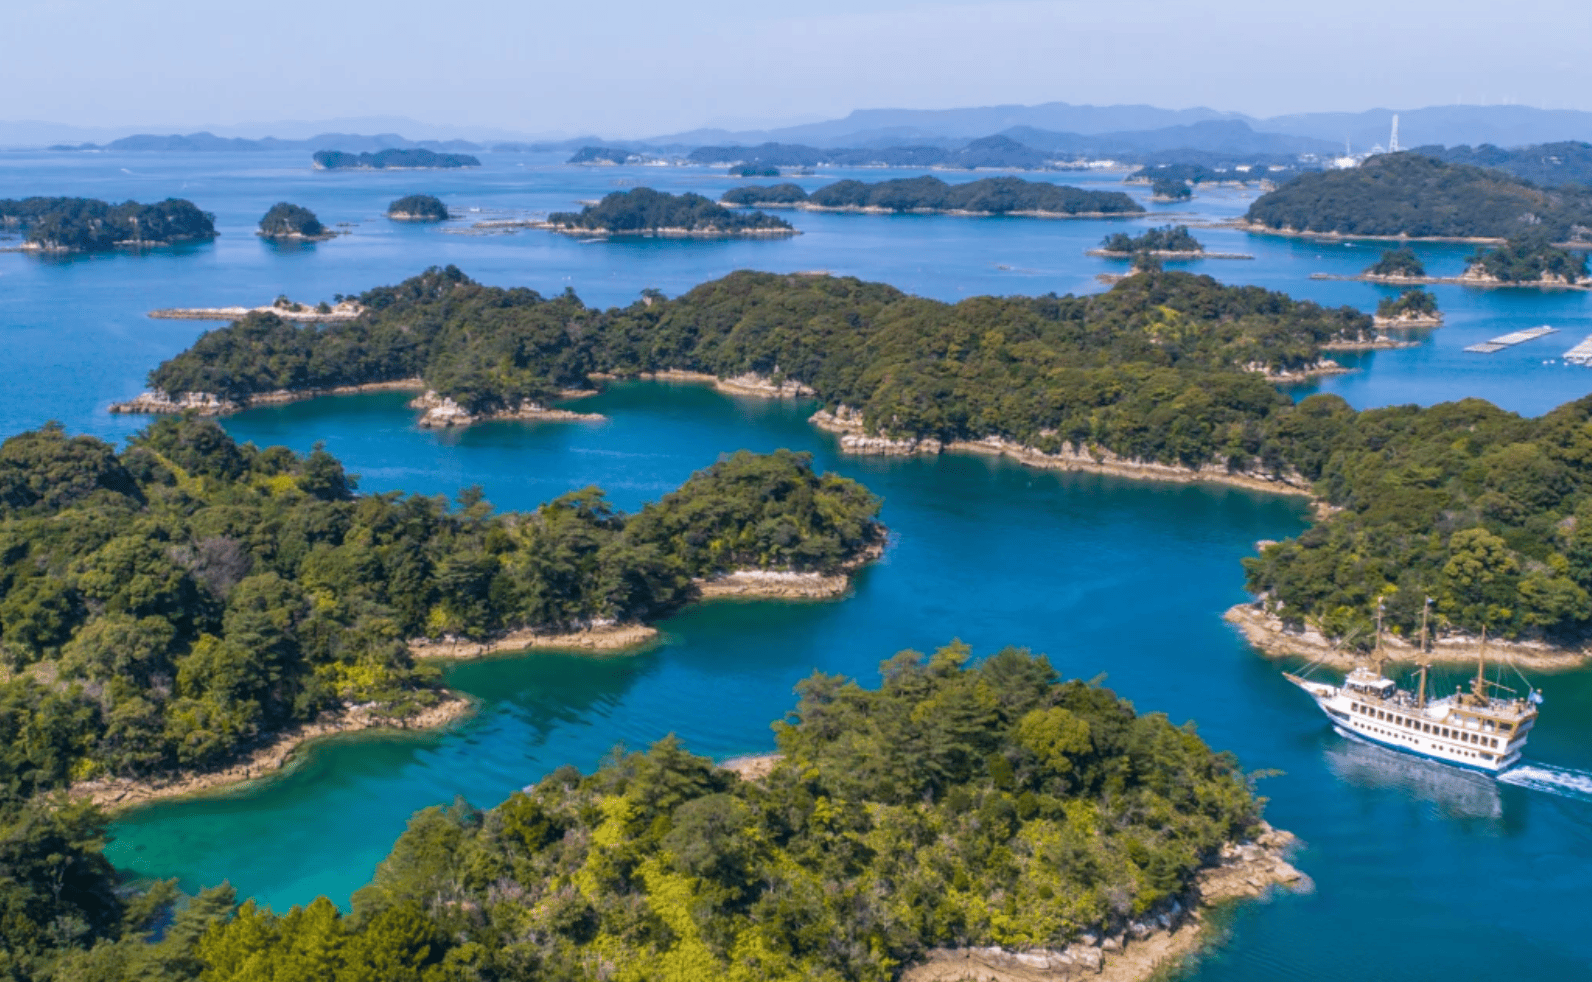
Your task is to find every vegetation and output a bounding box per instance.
[18,645,1261,982]
[257,202,326,239]
[1375,288,1439,319]
[1100,225,1203,254]
[545,188,793,234]
[567,146,642,165]
[312,149,480,170]
[728,163,780,177]
[1150,179,1192,201]
[0,197,216,253]
[721,184,810,207]
[1366,248,1426,278]
[1416,141,1592,191]
[1465,232,1589,284]
[388,195,450,221]
[1129,163,1270,186]
[805,176,1142,215]
[0,419,881,795]
[1245,152,1592,239]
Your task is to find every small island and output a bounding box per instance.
[1374,288,1443,327]
[720,175,1144,217]
[1089,224,1253,260]
[1463,234,1589,286]
[387,194,450,221]
[257,202,332,241]
[1365,247,1427,280]
[543,187,796,237]
[0,196,216,253]
[1151,177,1193,202]
[728,162,780,177]
[312,148,480,170]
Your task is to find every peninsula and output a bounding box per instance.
[542,187,795,237]
[1243,152,1592,241]
[22,643,1302,982]
[256,201,333,241]
[0,422,883,812]
[387,194,450,221]
[0,196,216,253]
[133,264,1592,660]
[721,175,1144,217]
[312,148,480,170]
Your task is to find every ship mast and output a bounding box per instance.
[1416,597,1432,706]
[1372,596,1387,676]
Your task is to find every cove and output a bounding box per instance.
[104,381,1592,981]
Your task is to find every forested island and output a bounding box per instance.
[131,263,1592,656]
[1127,163,1276,187]
[10,643,1302,982]
[1151,178,1193,201]
[544,188,795,237]
[721,175,1143,217]
[257,202,331,241]
[387,194,450,221]
[1365,248,1426,279]
[0,419,882,809]
[728,162,780,177]
[1463,233,1589,285]
[1374,288,1442,326]
[1090,225,1249,259]
[0,197,216,253]
[1244,152,1592,240]
[312,149,480,170]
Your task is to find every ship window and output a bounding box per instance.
[1441,728,1449,738]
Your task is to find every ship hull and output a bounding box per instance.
[1289,677,1523,774]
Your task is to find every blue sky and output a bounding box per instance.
[5,0,1588,137]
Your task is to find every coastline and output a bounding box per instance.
[1310,271,1590,292]
[1233,222,1505,244]
[1087,249,1255,260]
[72,696,475,813]
[530,222,798,239]
[109,379,425,416]
[409,622,662,660]
[1320,336,1417,352]
[408,390,606,429]
[809,407,1312,497]
[149,301,364,321]
[1372,313,1444,329]
[1224,603,1590,671]
[784,203,1144,220]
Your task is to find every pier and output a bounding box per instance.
[1463,325,1557,354]
[1564,336,1592,365]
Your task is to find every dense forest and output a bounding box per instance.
[566,146,643,165]
[1465,232,1589,283]
[1375,288,1438,319]
[1127,163,1273,186]
[1245,152,1592,239]
[0,197,216,253]
[1415,141,1592,190]
[388,195,450,221]
[721,183,811,206]
[728,163,780,177]
[14,645,1262,982]
[803,176,1142,215]
[1100,225,1203,254]
[312,149,480,170]
[1150,179,1192,201]
[0,419,881,797]
[257,202,326,239]
[1366,248,1426,278]
[545,189,793,234]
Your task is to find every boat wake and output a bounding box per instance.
[1498,762,1592,802]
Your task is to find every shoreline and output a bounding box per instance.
[1087,249,1255,260]
[408,390,606,428]
[109,379,426,416]
[785,203,1144,220]
[410,622,662,660]
[73,696,474,813]
[533,222,798,238]
[809,407,1312,497]
[1224,603,1590,671]
[1311,271,1590,292]
[1233,222,1505,244]
[1372,313,1444,329]
[1320,336,1418,352]
[149,300,364,321]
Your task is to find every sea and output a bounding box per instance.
[3,149,1591,981]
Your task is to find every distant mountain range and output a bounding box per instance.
[46,132,484,154]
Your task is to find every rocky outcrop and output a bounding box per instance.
[408,391,606,429]
[902,823,1305,982]
[810,406,943,455]
[408,622,658,660]
[1225,602,1589,670]
[109,379,425,416]
[1372,312,1444,329]
[148,300,364,321]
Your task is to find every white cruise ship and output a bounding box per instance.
[1286,614,1541,774]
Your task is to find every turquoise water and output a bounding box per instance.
[3,152,1592,979]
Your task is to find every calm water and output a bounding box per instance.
[3,151,1592,980]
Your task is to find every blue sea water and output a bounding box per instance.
[3,150,1592,980]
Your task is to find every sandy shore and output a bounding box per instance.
[1224,603,1590,671]
[148,300,364,321]
[810,407,1312,497]
[72,696,474,813]
[409,622,661,660]
[109,379,426,416]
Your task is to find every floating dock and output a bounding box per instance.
[1564,336,1592,365]
[1464,325,1557,354]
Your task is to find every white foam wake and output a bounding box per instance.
[1498,762,1592,801]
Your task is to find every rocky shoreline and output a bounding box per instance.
[409,622,662,660]
[71,696,474,813]
[810,406,1311,496]
[1235,222,1505,244]
[1372,313,1444,329]
[1310,270,1589,291]
[1086,249,1254,260]
[1224,603,1590,671]
[1320,336,1418,352]
[148,300,364,321]
[407,390,606,429]
[536,222,799,238]
[108,379,425,416]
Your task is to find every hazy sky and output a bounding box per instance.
[6,0,1589,136]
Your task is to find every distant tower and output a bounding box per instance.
[1389,115,1400,153]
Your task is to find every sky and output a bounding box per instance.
[5,0,1590,138]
